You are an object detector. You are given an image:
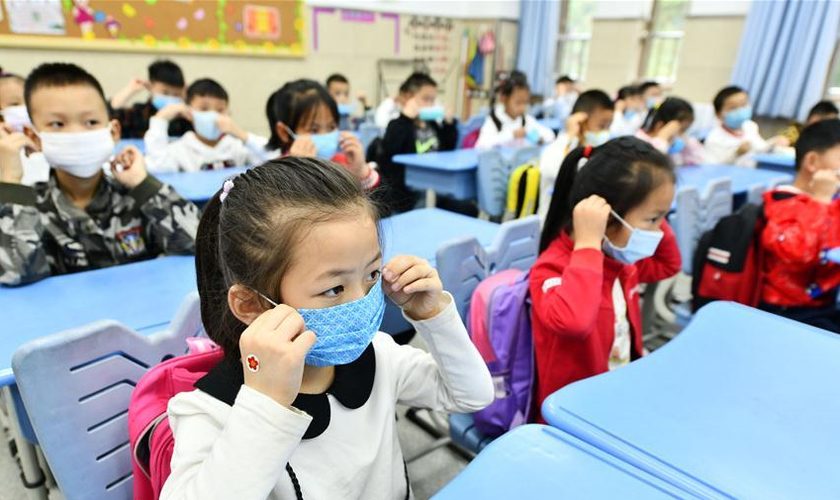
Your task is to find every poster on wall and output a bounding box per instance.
[0,0,305,57]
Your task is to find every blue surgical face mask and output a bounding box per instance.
[418,104,445,121]
[668,136,685,155]
[646,97,659,110]
[260,278,386,367]
[152,94,182,110]
[724,105,752,130]
[624,109,637,121]
[337,103,355,116]
[584,130,611,147]
[602,210,664,265]
[192,110,222,141]
[310,130,340,159]
[526,128,541,144]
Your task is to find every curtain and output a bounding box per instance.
[731,0,840,120]
[516,0,561,98]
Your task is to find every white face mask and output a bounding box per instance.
[1,105,32,132]
[39,126,115,178]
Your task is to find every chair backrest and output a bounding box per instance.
[477,147,542,218]
[458,114,489,148]
[687,102,717,141]
[357,123,383,155]
[436,216,541,322]
[673,178,733,274]
[11,292,204,500]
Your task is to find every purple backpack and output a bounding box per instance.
[467,269,535,437]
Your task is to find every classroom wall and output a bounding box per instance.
[0,3,517,136]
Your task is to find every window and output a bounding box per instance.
[825,36,840,97]
[641,0,690,83]
[555,0,596,82]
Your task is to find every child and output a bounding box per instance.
[160,157,493,499]
[530,137,680,418]
[543,75,579,121]
[0,72,50,186]
[538,90,615,222]
[325,73,368,130]
[703,85,787,166]
[0,63,199,286]
[759,119,840,332]
[778,100,840,147]
[639,80,663,111]
[110,59,192,139]
[263,79,378,187]
[610,85,645,137]
[475,74,555,149]
[636,97,704,166]
[377,72,457,213]
[144,78,264,172]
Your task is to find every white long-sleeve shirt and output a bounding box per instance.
[475,105,555,149]
[374,98,401,129]
[537,132,575,224]
[702,120,772,167]
[160,295,493,500]
[144,117,265,173]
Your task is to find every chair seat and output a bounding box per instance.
[449,413,494,453]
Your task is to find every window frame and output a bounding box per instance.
[554,0,594,82]
[639,0,689,84]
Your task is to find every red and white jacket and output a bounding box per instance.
[761,188,840,307]
[528,222,680,420]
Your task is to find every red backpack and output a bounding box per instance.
[691,202,766,311]
[128,339,222,500]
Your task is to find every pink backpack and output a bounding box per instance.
[461,128,481,149]
[128,338,222,500]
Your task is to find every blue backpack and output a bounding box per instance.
[467,270,535,437]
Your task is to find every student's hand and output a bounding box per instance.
[771,135,790,148]
[614,99,626,113]
[126,78,150,95]
[154,102,192,122]
[383,255,448,321]
[444,107,455,124]
[656,120,682,141]
[289,136,318,158]
[736,141,752,156]
[811,169,840,204]
[513,127,527,139]
[339,132,370,179]
[111,146,148,189]
[356,91,368,107]
[215,115,248,142]
[565,112,589,141]
[239,304,316,407]
[572,195,611,251]
[402,96,420,119]
[0,126,36,184]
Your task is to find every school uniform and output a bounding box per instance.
[528,223,680,420]
[759,187,840,332]
[375,97,401,129]
[111,100,193,139]
[537,132,576,224]
[144,117,264,173]
[703,120,772,167]
[610,111,645,137]
[160,297,493,500]
[0,172,199,285]
[377,114,458,213]
[634,129,704,166]
[474,106,555,149]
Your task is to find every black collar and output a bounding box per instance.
[194,344,376,439]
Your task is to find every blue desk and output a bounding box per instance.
[754,153,795,172]
[542,302,840,500]
[380,208,499,333]
[677,164,791,196]
[156,166,249,204]
[0,256,196,387]
[434,425,693,500]
[395,150,479,204]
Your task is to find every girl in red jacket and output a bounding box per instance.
[530,136,681,419]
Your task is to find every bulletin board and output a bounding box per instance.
[0,0,305,58]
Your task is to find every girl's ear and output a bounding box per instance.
[803,150,822,174]
[276,121,291,144]
[228,284,269,326]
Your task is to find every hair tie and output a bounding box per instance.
[220,179,234,202]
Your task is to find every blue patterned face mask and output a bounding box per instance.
[259,277,386,367]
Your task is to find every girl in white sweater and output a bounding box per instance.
[161,156,493,500]
[476,74,555,149]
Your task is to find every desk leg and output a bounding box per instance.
[1,387,47,500]
[425,189,437,208]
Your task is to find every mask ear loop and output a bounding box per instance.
[609,209,635,231]
[255,289,279,308]
[280,123,299,141]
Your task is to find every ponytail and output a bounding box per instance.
[642,97,694,133]
[539,136,675,254]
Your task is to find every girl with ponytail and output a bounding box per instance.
[635,96,704,166]
[475,72,555,149]
[530,136,681,420]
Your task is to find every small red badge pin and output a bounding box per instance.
[246,354,260,373]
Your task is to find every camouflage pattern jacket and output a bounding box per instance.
[0,172,199,285]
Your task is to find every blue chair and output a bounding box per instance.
[11,293,204,500]
[476,147,540,219]
[457,114,488,148]
[357,123,383,155]
[435,215,541,454]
